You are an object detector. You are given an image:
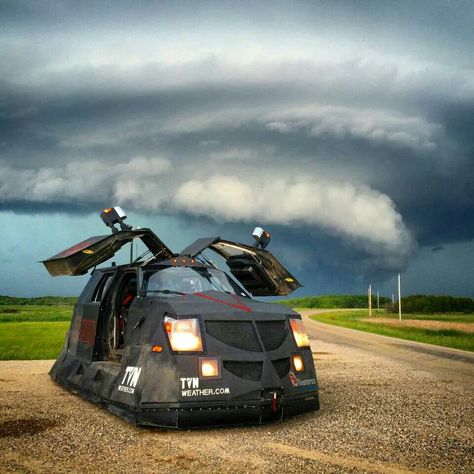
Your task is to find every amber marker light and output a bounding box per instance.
[289,319,310,348]
[292,354,304,372]
[151,345,163,353]
[199,358,220,378]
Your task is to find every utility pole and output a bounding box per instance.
[368,284,372,316]
[377,291,380,311]
[398,273,402,321]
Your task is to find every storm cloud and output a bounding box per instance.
[1,1,473,296]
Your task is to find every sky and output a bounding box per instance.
[0,1,473,298]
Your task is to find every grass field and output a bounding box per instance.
[0,305,72,322]
[0,305,72,359]
[307,310,474,352]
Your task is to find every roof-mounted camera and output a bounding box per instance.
[252,227,271,249]
[100,206,132,233]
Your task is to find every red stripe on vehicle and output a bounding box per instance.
[194,292,252,312]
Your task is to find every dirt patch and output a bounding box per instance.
[0,308,20,314]
[155,454,198,470]
[360,317,474,332]
[265,442,423,474]
[0,418,57,438]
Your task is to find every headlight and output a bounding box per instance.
[289,318,310,348]
[164,316,203,352]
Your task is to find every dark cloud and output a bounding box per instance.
[1,1,473,296]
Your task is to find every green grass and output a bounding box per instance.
[0,304,73,359]
[308,310,474,352]
[372,312,473,323]
[0,305,73,322]
[0,321,69,360]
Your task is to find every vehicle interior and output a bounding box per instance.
[107,272,137,360]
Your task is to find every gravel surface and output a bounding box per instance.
[1,327,473,473]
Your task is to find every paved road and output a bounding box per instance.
[300,309,474,390]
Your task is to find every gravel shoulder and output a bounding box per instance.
[1,317,473,473]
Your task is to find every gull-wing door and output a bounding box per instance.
[42,229,174,277]
[180,237,301,296]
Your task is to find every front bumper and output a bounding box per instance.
[107,390,320,428]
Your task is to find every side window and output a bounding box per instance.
[91,274,114,302]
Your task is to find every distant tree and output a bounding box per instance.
[387,295,474,314]
[0,295,77,306]
[278,294,390,309]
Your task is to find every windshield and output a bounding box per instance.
[143,266,249,297]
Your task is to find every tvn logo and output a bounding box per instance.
[180,377,199,390]
[118,366,142,394]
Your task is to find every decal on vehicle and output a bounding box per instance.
[180,377,230,397]
[118,366,142,394]
[289,371,298,387]
[298,378,316,387]
[78,319,96,345]
[180,377,199,390]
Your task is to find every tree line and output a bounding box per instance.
[387,295,474,314]
[0,295,77,306]
[279,294,390,309]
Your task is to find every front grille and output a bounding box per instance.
[272,358,291,378]
[256,321,288,351]
[205,320,289,352]
[223,361,263,381]
[205,321,262,352]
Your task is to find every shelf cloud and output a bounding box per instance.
[1,1,473,295]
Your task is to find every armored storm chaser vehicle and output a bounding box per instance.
[42,207,319,428]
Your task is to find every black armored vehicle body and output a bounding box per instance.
[43,207,319,428]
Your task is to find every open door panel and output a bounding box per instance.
[180,238,301,296]
[211,240,301,296]
[42,229,174,277]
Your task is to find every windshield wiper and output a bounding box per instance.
[146,289,185,295]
